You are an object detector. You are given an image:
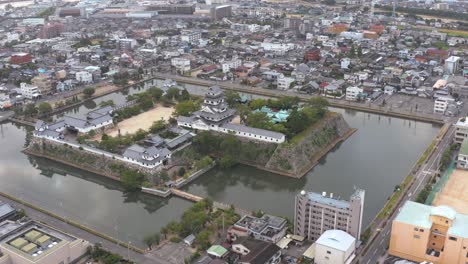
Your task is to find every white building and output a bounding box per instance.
[20,83,41,100]
[181,32,201,44]
[307,230,356,264]
[277,74,295,90]
[118,38,137,50]
[345,86,363,101]
[384,86,395,95]
[457,138,468,169]
[455,117,468,144]
[222,58,242,73]
[434,96,455,114]
[341,58,350,69]
[260,42,295,55]
[75,71,93,83]
[445,56,461,74]
[171,57,191,74]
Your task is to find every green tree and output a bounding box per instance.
[38,102,52,115]
[149,87,164,101]
[180,89,190,101]
[225,91,241,107]
[23,104,38,117]
[175,100,199,116]
[165,87,180,101]
[196,230,212,250]
[150,120,167,133]
[219,155,238,169]
[246,112,271,129]
[83,87,95,98]
[138,96,154,111]
[144,235,155,249]
[121,170,145,190]
[286,108,309,135]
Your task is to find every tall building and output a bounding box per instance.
[0,220,90,264]
[389,201,468,264]
[38,23,64,39]
[210,5,232,21]
[445,56,461,75]
[31,74,53,95]
[454,116,468,144]
[294,189,365,241]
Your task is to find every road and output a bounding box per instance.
[0,194,171,264]
[359,124,455,264]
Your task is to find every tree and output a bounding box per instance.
[246,112,271,129]
[150,120,167,133]
[38,102,52,115]
[24,104,38,117]
[178,167,186,177]
[144,235,155,249]
[180,89,190,101]
[83,87,95,98]
[165,87,180,101]
[286,108,309,135]
[357,46,363,57]
[308,97,329,111]
[138,96,154,111]
[121,170,145,190]
[149,87,164,101]
[225,91,241,107]
[196,230,212,250]
[175,100,199,116]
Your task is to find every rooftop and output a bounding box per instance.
[305,192,350,210]
[315,229,355,252]
[395,201,468,238]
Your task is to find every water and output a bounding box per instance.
[0,83,440,246]
[182,108,441,226]
[0,123,192,247]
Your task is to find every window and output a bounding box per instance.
[449,237,458,241]
[414,235,420,239]
[327,251,331,254]
[419,229,424,232]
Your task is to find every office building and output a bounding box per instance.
[31,75,53,96]
[118,38,137,51]
[0,220,89,264]
[389,201,468,264]
[303,229,356,264]
[445,56,461,75]
[210,5,232,21]
[148,4,194,15]
[294,189,365,241]
[38,23,64,39]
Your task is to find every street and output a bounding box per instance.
[359,124,455,264]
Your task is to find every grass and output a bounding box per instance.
[289,112,337,145]
[377,174,413,219]
[439,29,468,38]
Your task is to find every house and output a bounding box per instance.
[0,202,16,222]
[454,117,468,144]
[228,214,287,244]
[345,86,363,101]
[277,74,295,90]
[171,57,191,74]
[384,86,395,95]
[434,96,455,114]
[302,230,356,264]
[122,144,171,168]
[222,58,242,73]
[232,237,281,264]
[75,71,93,83]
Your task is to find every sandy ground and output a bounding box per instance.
[107,104,174,137]
[433,169,468,214]
[231,115,241,124]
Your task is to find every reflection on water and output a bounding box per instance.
[183,108,441,227]
[0,122,192,247]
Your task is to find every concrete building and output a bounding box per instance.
[457,138,468,169]
[38,23,64,39]
[228,214,287,244]
[455,117,468,144]
[210,5,232,21]
[277,74,295,90]
[294,189,365,242]
[222,58,242,73]
[434,97,455,114]
[0,220,89,264]
[445,56,461,75]
[19,83,41,100]
[232,237,282,264]
[171,57,191,74]
[75,71,93,83]
[181,32,201,44]
[345,86,363,101]
[389,201,468,264]
[31,75,53,96]
[303,230,356,264]
[118,38,137,50]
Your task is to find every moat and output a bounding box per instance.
[0,85,441,247]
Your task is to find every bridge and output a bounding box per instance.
[170,188,252,217]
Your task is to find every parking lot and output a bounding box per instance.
[148,242,194,264]
[378,94,436,116]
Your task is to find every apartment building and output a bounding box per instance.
[294,189,365,242]
[434,97,455,114]
[457,138,468,169]
[19,83,41,100]
[171,57,191,74]
[389,201,468,264]
[454,117,468,144]
[0,220,89,264]
[345,86,363,101]
[222,58,242,73]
